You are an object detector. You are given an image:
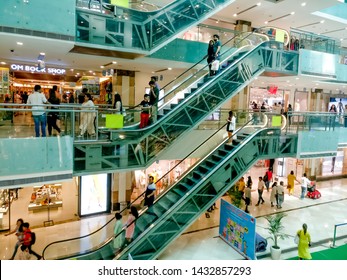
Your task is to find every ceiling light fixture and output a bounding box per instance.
[266,13,294,23]
[232,3,261,17]
[301,2,306,6]
[16,42,23,45]
[296,21,321,28]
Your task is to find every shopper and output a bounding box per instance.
[270,181,278,207]
[139,94,151,128]
[144,175,156,207]
[263,167,273,192]
[79,93,96,137]
[206,39,215,76]
[300,173,311,199]
[247,176,253,189]
[226,110,236,144]
[113,92,123,113]
[124,206,139,245]
[21,222,42,260]
[27,84,49,137]
[113,213,124,254]
[297,223,312,260]
[287,170,300,196]
[237,177,246,200]
[212,34,221,74]
[255,176,265,206]
[47,86,61,136]
[277,181,285,209]
[78,88,88,104]
[6,218,24,260]
[148,80,159,123]
[244,185,252,213]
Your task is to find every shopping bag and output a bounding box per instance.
[211,60,220,71]
[105,114,124,128]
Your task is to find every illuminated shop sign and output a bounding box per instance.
[10,64,66,75]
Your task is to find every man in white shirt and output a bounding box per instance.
[300,173,311,199]
[27,85,49,137]
[255,176,265,206]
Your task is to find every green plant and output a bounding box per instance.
[264,213,289,249]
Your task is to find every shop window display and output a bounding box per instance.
[28,184,62,211]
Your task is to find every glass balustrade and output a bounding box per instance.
[75,0,232,51]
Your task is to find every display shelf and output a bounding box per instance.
[28,201,63,211]
[29,184,63,212]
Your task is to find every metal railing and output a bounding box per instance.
[332,222,347,248]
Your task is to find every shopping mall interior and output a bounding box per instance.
[1,0,347,261]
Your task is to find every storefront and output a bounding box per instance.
[1,173,113,232]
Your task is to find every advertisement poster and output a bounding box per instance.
[219,199,256,260]
[79,174,110,216]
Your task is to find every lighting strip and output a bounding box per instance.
[296,21,321,29]
[234,4,260,16]
[267,13,293,23]
[320,28,346,35]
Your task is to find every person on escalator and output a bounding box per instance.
[124,206,139,245]
[139,94,151,128]
[144,175,156,207]
[207,39,215,76]
[113,213,123,254]
[226,110,236,144]
[213,34,221,74]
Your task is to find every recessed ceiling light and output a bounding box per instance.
[112,61,117,64]
[100,66,105,68]
[168,67,172,70]
[265,21,268,24]
[40,52,45,56]
[257,2,261,6]
[320,20,325,23]
[296,77,299,80]
[16,42,23,45]
[1,62,6,65]
[301,2,306,7]
[291,12,295,15]
[233,13,237,17]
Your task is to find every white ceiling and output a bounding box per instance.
[0,0,346,93]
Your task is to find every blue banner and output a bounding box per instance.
[219,199,256,260]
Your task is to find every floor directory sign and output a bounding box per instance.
[219,198,256,259]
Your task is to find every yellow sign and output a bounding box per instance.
[106,114,124,128]
[272,116,282,127]
[275,29,285,43]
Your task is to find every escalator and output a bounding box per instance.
[74,36,299,174]
[76,0,235,53]
[44,125,298,260]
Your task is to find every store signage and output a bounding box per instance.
[10,64,66,75]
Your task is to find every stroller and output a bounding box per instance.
[306,181,321,199]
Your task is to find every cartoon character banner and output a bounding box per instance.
[219,198,256,260]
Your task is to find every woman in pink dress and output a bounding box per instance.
[125,206,139,244]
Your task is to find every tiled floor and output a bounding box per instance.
[1,166,347,260]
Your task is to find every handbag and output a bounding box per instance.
[211,60,220,71]
[294,234,299,245]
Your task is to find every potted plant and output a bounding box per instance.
[264,212,289,260]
